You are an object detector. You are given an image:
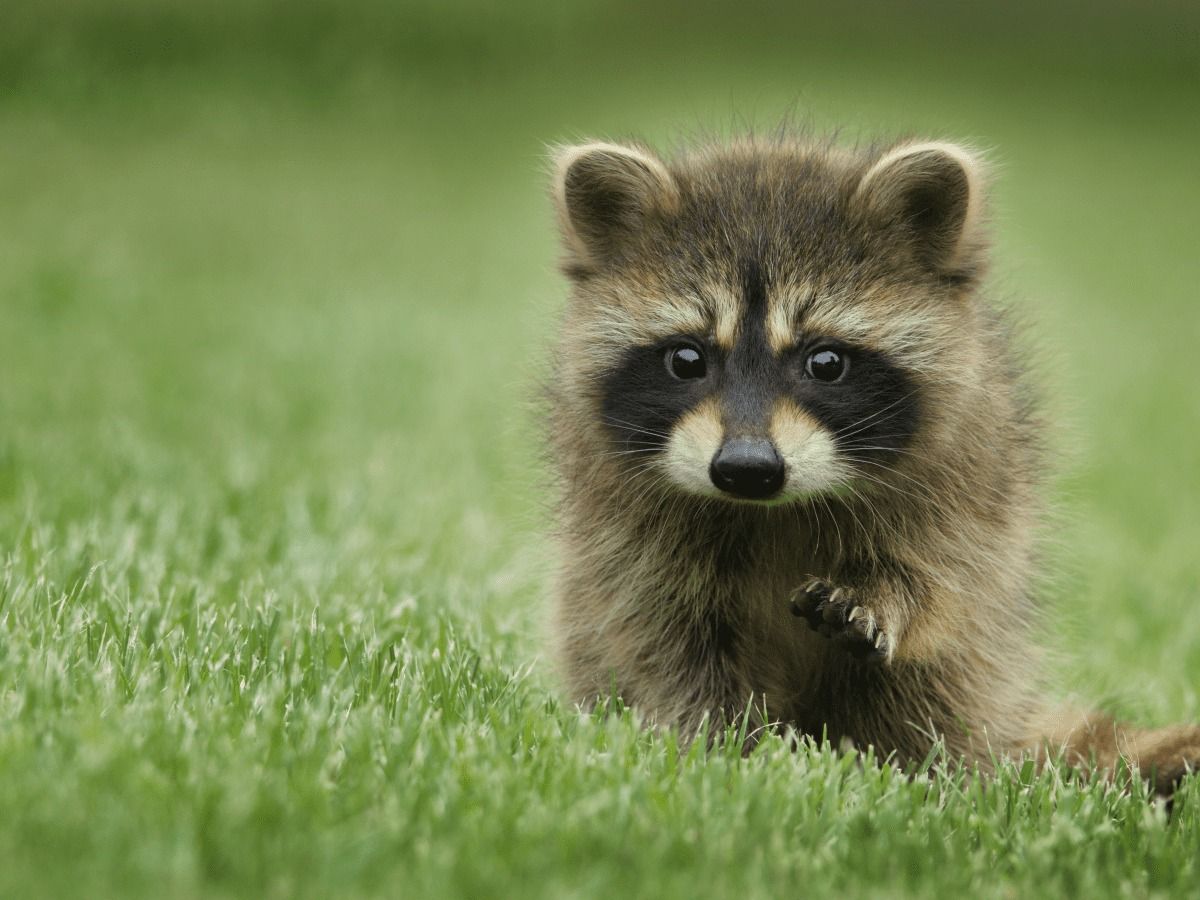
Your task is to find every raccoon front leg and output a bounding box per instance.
[789,577,901,664]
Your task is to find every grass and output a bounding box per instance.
[1,1,1199,896]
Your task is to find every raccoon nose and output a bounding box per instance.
[709,438,785,500]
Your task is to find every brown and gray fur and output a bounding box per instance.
[544,131,1200,794]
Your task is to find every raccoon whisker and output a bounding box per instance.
[616,464,674,511]
[836,484,878,546]
[615,470,655,508]
[839,443,918,456]
[591,446,662,460]
[617,473,661,502]
[595,439,663,451]
[652,482,689,529]
[861,483,933,509]
[631,474,683,529]
[844,472,902,535]
[807,495,832,560]
[600,416,674,440]
[599,454,660,490]
[852,490,889,544]
[840,481,907,551]
[831,391,921,442]
[830,392,916,436]
[601,427,673,444]
[602,435,666,446]
[620,460,666,483]
[834,408,918,445]
[849,462,936,499]
[841,458,937,503]
[600,405,676,427]
[804,495,823,557]
[840,443,942,488]
[843,463,918,493]
[815,491,845,560]
[607,480,659,525]
[836,442,931,462]
[843,467,934,507]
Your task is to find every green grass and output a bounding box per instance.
[2,2,1199,897]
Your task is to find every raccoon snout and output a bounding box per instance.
[709,437,785,500]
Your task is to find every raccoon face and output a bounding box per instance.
[552,138,985,503]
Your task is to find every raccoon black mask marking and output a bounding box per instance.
[600,255,919,500]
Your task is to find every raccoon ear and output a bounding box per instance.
[552,141,678,273]
[853,142,986,281]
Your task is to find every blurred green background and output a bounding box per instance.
[2,1,1199,896]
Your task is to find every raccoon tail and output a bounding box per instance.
[1032,707,1200,796]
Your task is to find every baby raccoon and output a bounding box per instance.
[545,132,1200,793]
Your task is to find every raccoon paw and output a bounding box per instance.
[789,578,895,664]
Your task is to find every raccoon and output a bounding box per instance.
[544,132,1200,794]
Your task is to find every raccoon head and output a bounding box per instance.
[551,137,988,504]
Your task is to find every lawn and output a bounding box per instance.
[2,2,1199,897]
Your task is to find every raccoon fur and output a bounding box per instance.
[544,132,1200,794]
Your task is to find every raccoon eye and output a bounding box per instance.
[665,344,706,380]
[805,348,848,382]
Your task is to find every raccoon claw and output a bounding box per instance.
[789,578,894,664]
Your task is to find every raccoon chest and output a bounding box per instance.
[727,575,831,707]
[655,565,829,717]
